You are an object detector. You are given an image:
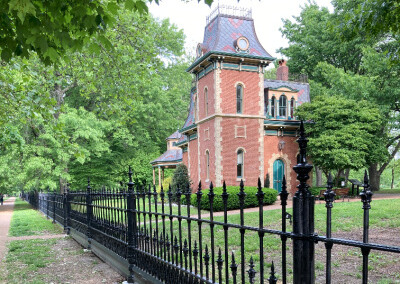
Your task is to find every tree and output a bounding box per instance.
[278,2,375,78]
[171,164,191,201]
[279,1,400,190]
[0,0,213,64]
[0,11,191,192]
[296,95,385,186]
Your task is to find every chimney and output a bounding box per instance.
[276,59,289,81]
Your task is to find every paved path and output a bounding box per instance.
[0,197,15,263]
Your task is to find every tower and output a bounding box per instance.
[177,6,274,188]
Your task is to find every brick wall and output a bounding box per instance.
[188,138,199,191]
[198,71,215,120]
[219,69,263,116]
[264,135,299,195]
[198,120,216,189]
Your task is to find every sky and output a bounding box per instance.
[149,0,333,60]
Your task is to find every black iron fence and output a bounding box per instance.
[22,122,400,284]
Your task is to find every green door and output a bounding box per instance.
[273,159,284,192]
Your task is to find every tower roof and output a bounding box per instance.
[188,5,274,72]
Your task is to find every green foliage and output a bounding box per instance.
[0,0,213,64]
[296,95,386,174]
[170,164,191,201]
[264,173,270,188]
[186,186,278,211]
[279,0,400,190]
[0,11,191,192]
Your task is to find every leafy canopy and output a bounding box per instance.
[296,95,385,174]
[0,0,214,64]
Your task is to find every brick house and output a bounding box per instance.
[152,6,310,195]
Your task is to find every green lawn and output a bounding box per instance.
[9,199,63,237]
[2,239,58,284]
[377,188,400,194]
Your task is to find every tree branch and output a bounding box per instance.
[379,138,400,175]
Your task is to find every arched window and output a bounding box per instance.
[237,149,244,178]
[279,95,287,118]
[204,88,208,117]
[271,96,276,118]
[206,150,210,180]
[264,89,269,116]
[290,98,295,118]
[236,84,243,113]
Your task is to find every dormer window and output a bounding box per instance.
[271,96,276,118]
[236,84,243,113]
[290,98,295,118]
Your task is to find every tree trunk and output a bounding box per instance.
[391,167,395,189]
[368,163,381,191]
[335,169,343,187]
[315,167,323,187]
[344,168,350,185]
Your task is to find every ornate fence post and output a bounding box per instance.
[360,171,373,284]
[86,178,92,250]
[66,183,71,235]
[127,167,136,283]
[46,188,50,219]
[292,121,315,284]
[52,192,56,224]
[63,185,67,232]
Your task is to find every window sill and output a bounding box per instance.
[236,178,245,182]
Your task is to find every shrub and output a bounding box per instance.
[183,186,278,211]
[309,187,325,197]
[170,164,191,202]
[264,173,270,188]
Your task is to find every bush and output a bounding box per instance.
[309,187,325,197]
[170,164,191,202]
[183,186,278,211]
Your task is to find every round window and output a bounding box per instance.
[236,36,249,51]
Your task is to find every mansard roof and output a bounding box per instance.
[179,87,197,133]
[188,6,274,72]
[202,8,272,58]
[264,79,310,105]
[150,149,182,165]
[166,130,181,140]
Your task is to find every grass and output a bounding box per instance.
[3,238,58,284]
[9,199,63,237]
[377,188,400,194]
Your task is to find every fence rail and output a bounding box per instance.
[22,121,400,284]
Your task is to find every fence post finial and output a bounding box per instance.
[292,120,315,284]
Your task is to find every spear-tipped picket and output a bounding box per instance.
[193,240,199,275]
[230,252,238,284]
[268,261,277,284]
[183,239,189,269]
[216,248,223,283]
[204,245,210,280]
[247,256,256,284]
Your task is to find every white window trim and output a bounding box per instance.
[236,147,246,181]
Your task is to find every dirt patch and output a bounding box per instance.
[314,227,400,283]
[37,237,125,284]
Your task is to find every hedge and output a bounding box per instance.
[181,186,278,211]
